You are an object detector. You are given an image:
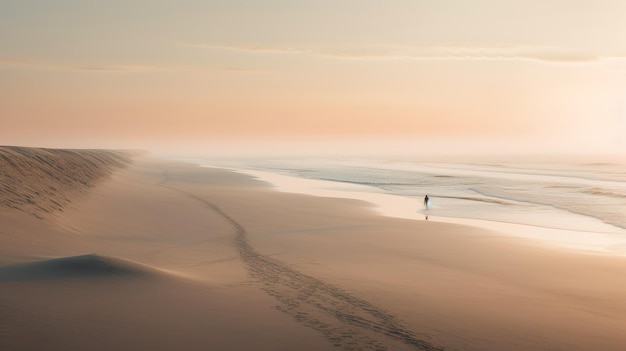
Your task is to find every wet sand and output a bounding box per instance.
[2,148,626,350]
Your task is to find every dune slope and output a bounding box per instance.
[0,254,163,282]
[0,146,130,219]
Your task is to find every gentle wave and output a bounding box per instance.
[205,158,626,234]
[202,159,626,234]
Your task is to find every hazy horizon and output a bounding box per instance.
[2,1,626,157]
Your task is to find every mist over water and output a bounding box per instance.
[205,157,626,235]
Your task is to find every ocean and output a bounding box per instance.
[199,157,626,253]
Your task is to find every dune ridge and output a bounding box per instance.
[4,152,626,350]
[0,146,131,219]
[0,254,164,282]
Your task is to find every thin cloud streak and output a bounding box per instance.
[178,42,312,55]
[320,46,605,63]
[2,45,622,74]
[184,42,626,63]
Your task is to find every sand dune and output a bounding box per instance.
[3,147,626,350]
[0,148,332,351]
[0,146,130,219]
[0,254,163,282]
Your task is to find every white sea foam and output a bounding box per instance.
[200,158,626,254]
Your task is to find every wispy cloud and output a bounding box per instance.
[319,45,610,63]
[183,42,626,63]
[3,45,623,74]
[178,42,311,55]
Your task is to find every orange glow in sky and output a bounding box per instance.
[2,1,626,156]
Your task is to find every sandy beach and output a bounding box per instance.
[2,147,626,351]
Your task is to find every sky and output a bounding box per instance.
[1,0,626,157]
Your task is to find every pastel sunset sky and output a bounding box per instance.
[2,1,626,156]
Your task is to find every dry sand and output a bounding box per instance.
[2,147,626,351]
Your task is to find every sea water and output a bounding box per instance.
[199,157,626,254]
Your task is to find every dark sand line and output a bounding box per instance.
[160,180,445,351]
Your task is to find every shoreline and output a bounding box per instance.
[223,167,626,255]
[4,151,626,350]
